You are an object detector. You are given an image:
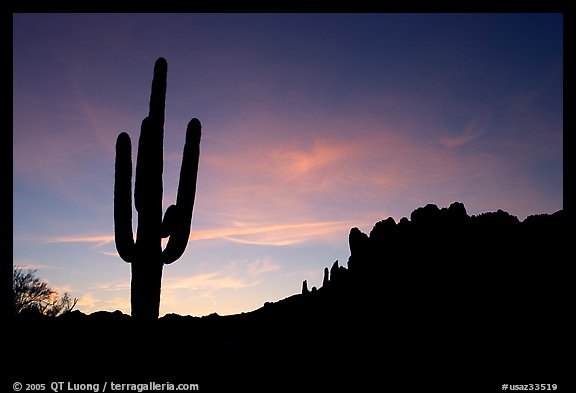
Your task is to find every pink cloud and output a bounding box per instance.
[45,219,358,250]
[439,128,481,148]
[13,261,56,270]
[247,258,281,275]
[194,104,557,224]
[199,120,465,213]
[165,272,256,291]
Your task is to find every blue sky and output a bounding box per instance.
[13,13,563,316]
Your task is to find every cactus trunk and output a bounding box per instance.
[114,58,201,320]
[131,259,163,320]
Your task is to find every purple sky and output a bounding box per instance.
[13,13,563,316]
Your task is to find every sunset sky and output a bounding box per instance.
[13,13,563,317]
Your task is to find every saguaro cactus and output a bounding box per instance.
[114,58,201,320]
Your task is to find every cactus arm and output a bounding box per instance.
[161,118,201,264]
[114,132,136,262]
[160,204,178,238]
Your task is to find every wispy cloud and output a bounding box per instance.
[13,262,57,270]
[48,234,114,246]
[439,130,479,148]
[247,257,281,275]
[165,272,256,291]
[196,119,483,224]
[46,219,358,249]
[439,120,484,148]
[99,250,120,257]
[194,220,357,246]
[90,281,131,292]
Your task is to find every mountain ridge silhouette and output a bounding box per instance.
[10,202,568,389]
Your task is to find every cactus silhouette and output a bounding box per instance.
[114,57,201,320]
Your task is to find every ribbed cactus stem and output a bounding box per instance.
[114,132,135,263]
[114,57,201,320]
[162,118,201,264]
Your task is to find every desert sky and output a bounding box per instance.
[13,13,563,316]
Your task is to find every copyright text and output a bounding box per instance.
[12,382,199,392]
